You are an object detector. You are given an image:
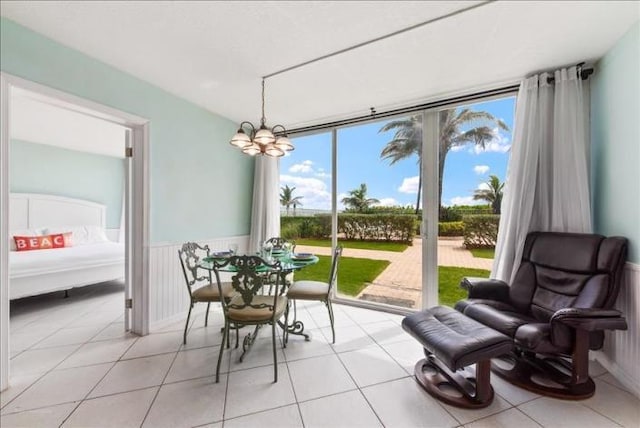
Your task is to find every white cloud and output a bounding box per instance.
[398,176,420,194]
[477,182,490,191]
[474,165,490,175]
[450,145,466,152]
[289,160,314,173]
[373,197,399,207]
[315,172,331,179]
[470,127,511,154]
[446,196,485,207]
[280,174,330,209]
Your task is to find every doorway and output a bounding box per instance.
[0,73,150,391]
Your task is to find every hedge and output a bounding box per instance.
[463,214,500,248]
[439,221,465,236]
[280,214,417,243]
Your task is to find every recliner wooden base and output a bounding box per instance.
[492,352,596,400]
[414,354,495,409]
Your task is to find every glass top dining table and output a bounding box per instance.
[198,252,319,272]
[197,251,319,346]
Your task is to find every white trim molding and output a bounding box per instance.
[593,262,640,398]
[0,73,11,391]
[0,72,150,391]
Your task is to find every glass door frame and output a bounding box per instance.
[292,90,518,314]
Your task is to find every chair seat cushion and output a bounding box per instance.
[288,280,329,300]
[192,282,234,301]
[461,303,536,338]
[227,295,288,322]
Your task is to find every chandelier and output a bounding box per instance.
[229,78,294,157]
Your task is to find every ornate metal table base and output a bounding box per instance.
[240,325,261,362]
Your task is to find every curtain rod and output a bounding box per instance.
[286,84,520,136]
[546,64,594,83]
[287,65,594,136]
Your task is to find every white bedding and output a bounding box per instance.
[8,193,126,300]
[10,242,125,278]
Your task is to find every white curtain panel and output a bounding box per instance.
[492,66,592,282]
[249,156,281,253]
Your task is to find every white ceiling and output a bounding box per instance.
[11,88,126,158]
[1,1,639,129]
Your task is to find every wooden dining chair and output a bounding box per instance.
[285,245,343,344]
[177,242,234,345]
[212,255,288,383]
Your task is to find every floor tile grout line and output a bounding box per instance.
[513,406,544,427]
[596,373,636,397]
[3,296,131,412]
[579,400,626,427]
[1,398,81,418]
[282,345,307,428]
[341,307,468,426]
[57,359,121,427]
[139,349,182,427]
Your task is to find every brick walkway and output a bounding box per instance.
[296,237,493,308]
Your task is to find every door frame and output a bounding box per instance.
[0,72,150,391]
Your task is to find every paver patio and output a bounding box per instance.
[296,237,493,308]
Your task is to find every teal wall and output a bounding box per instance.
[10,140,124,229]
[591,22,640,263]
[0,18,254,243]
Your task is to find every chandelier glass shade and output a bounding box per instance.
[229,79,294,157]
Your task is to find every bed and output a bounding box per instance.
[9,193,125,300]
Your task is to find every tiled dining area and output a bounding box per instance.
[1,281,639,428]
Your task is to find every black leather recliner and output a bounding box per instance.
[455,231,628,399]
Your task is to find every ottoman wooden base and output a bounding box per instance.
[402,306,512,409]
[415,354,494,409]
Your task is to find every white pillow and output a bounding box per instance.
[45,225,109,246]
[9,228,45,251]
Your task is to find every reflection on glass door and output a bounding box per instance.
[436,97,516,307]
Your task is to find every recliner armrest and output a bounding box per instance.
[551,308,628,332]
[460,277,510,302]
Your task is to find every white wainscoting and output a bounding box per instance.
[594,262,640,398]
[148,235,250,331]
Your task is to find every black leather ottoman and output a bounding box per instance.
[402,305,513,408]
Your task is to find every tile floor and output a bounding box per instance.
[1,281,639,427]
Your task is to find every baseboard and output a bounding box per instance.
[592,350,640,398]
[148,309,189,333]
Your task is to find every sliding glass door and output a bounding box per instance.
[280,94,516,312]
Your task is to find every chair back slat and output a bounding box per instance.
[178,242,211,297]
[328,246,343,292]
[213,255,283,313]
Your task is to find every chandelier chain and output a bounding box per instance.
[261,78,266,126]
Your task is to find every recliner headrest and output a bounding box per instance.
[524,232,604,273]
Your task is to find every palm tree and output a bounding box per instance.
[379,115,422,214]
[379,109,509,210]
[341,183,379,213]
[280,185,303,216]
[473,174,504,214]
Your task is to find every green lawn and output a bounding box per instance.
[295,238,408,252]
[293,255,390,296]
[469,248,495,259]
[438,266,490,307]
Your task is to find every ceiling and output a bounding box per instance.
[1,1,639,129]
[11,88,126,158]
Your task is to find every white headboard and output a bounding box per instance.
[9,193,106,231]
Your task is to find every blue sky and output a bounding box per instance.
[280,96,516,210]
